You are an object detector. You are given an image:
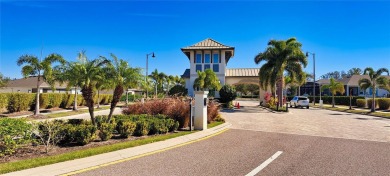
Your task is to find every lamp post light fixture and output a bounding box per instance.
[306,52,316,105]
[145,52,155,98]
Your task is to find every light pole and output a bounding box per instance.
[306,52,316,105]
[145,52,155,98]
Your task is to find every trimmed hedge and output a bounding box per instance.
[356,99,366,108]
[367,99,379,109]
[377,98,390,110]
[7,93,35,113]
[0,93,112,113]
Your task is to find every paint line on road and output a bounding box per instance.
[61,128,229,176]
[245,151,283,176]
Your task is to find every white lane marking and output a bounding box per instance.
[245,151,283,176]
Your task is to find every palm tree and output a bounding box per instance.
[347,68,362,77]
[17,53,65,115]
[70,51,110,125]
[0,73,10,88]
[377,77,390,92]
[321,78,345,108]
[54,61,82,111]
[166,75,175,95]
[358,67,389,112]
[102,54,143,121]
[193,69,221,91]
[254,38,307,107]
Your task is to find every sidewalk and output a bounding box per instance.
[3,123,231,176]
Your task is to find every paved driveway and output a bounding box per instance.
[225,101,390,142]
[75,101,390,176]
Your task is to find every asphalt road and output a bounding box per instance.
[77,129,390,176]
[76,101,390,176]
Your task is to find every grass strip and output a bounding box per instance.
[315,105,390,119]
[207,121,224,128]
[45,106,110,118]
[0,131,193,174]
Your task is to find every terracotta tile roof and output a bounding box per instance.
[225,68,259,77]
[181,38,235,50]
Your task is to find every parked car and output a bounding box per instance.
[290,96,310,109]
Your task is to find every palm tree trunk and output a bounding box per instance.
[73,87,78,111]
[81,86,95,125]
[35,75,41,115]
[97,90,100,109]
[107,85,124,122]
[277,76,284,107]
[332,93,335,108]
[372,86,376,112]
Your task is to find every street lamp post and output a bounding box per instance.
[306,52,316,105]
[145,52,155,98]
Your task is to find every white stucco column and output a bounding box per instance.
[194,91,208,130]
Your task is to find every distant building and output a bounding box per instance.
[0,76,78,94]
[180,38,260,97]
[317,75,390,97]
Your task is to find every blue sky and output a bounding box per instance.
[1,0,390,79]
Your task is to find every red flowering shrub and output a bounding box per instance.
[207,100,220,123]
[123,98,190,128]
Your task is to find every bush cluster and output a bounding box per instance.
[112,114,179,137]
[377,98,390,110]
[168,85,188,96]
[219,85,237,104]
[0,93,113,113]
[356,99,366,108]
[367,99,379,109]
[0,118,33,156]
[7,93,36,113]
[123,98,190,128]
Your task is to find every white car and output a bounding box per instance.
[290,96,310,109]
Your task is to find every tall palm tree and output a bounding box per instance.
[54,61,82,111]
[101,54,143,121]
[17,53,65,115]
[254,38,307,107]
[71,51,110,125]
[358,67,389,112]
[321,78,345,108]
[193,69,221,91]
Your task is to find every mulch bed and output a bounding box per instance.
[0,134,152,164]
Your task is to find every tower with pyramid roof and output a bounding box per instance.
[181,38,235,96]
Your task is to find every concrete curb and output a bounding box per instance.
[3,122,232,176]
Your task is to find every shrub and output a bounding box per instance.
[77,95,84,106]
[123,98,190,128]
[7,93,35,112]
[219,85,237,103]
[49,93,63,108]
[0,93,9,112]
[67,119,85,125]
[168,85,188,96]
[98,122,115,141]
[356,99,366,108]
[207,100,220,123]
[214,114,225,122]
[61,93,75,108]
[34,120,66,153]
[134,120,150,136]
[72,124,97,145]
[367,98,379,109]
[0,118,33,156]
[377,98,390,110]
[116,121,136,138]
[39,93,50,109]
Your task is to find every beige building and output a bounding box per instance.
[0,76,77,94]
[181,38,262,99]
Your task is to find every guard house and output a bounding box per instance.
[181,38,235,96]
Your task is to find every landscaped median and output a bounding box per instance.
[314,104,390,119]
[0,120,225,174]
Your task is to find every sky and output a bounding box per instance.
[1,0,390,80]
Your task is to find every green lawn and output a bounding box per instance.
[0,131,193,174]
[207,121,224,128]
[314,104,390,119]
[44,106,111,118]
